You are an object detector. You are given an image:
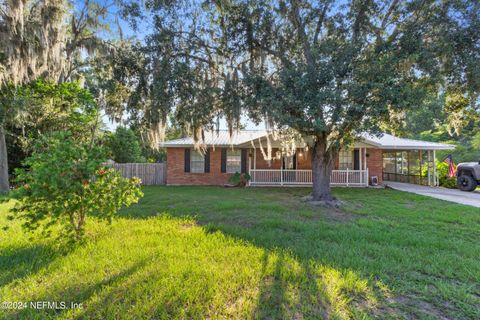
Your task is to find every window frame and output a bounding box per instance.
[226,149,242,173]
[339,149,354,170]
[190,149,205,173]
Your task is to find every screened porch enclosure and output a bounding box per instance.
[382,150,438,186]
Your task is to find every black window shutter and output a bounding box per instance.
[354,149,360,170]
[241,149,247,173]
[221,149,227,173]
[184,149,190,172]
[293,153,297,170]
[204,149,210,173]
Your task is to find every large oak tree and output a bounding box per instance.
[118,0,479,200]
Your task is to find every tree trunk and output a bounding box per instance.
[311,137,335,201]
[0,126,9,193]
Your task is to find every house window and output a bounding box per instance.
[339,149,353,170]
[190,150,205,173]
[226,149,241,173]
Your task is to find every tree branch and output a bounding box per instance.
[375,0,400,44]
[313,1,331,46]
[289,0,314,66]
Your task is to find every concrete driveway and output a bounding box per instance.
[385,181,480,208]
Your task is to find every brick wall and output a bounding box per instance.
[253,148,282,169]
[297,150,311,169]
[366,148,383,185]
[293,149,340,170]
[167,146,384,185]
[166,148,233,185]
[252,148,315,170]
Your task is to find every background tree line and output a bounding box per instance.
[1,0,479,201]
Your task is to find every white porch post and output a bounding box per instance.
[364,148,367,170]
[427,150,431,186]
[346,168,349,187]
[363,147,368,185]
[433,149,437,186]
[359,148,363,186]
[253,148,257,184]
[280,162,283,186]
[248,148,251,186]
[359,148,363,173]
[249,148,252,171]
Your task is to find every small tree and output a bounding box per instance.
[8,133,143,240]
[108,127,145,163]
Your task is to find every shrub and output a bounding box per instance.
[108,127,145,163]
[422,161,457,188]
[8,133,143,241]
[439,176,457,189]
[434,161,457,188]
[229,172,251,187]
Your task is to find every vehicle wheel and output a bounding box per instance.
[457,175,478,192]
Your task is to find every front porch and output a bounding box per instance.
[247,145,372,187]
[249,169,369,186]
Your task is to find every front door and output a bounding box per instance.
[283,154,296,170]
[282,154,296,183]
[354,149,360,170]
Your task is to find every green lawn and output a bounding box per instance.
[1,187,479,319]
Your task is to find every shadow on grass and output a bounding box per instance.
[0,244,58,287]
[116,186,477,318]
[8,260,149,319]
[116,188,393,317]
[254,251,288,319]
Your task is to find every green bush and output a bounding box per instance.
[229,172,251,187]
[439,176,457,189]
[422,161,457,188]
[435,162,457,188]
[108,127,145,163]
[8,133,143,241]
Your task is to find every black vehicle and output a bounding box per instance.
[457,161,480,191]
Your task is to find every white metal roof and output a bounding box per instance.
[160,130,268,147]
[161,130,455,150]
[360,133,454,150]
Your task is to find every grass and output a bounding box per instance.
[0,187,479,319]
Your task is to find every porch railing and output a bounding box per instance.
[249,169,369,186]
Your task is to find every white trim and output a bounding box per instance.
[249,169,369,187]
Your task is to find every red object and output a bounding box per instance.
[443,155,456,178]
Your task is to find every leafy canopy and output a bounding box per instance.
[0,80,100,171]
[113,0,479,146]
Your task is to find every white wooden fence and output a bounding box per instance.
[107,163,166,185]
[249,169,369,186]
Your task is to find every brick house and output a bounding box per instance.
[161,130,454,187]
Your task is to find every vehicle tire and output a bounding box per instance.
[457,175,478,192]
